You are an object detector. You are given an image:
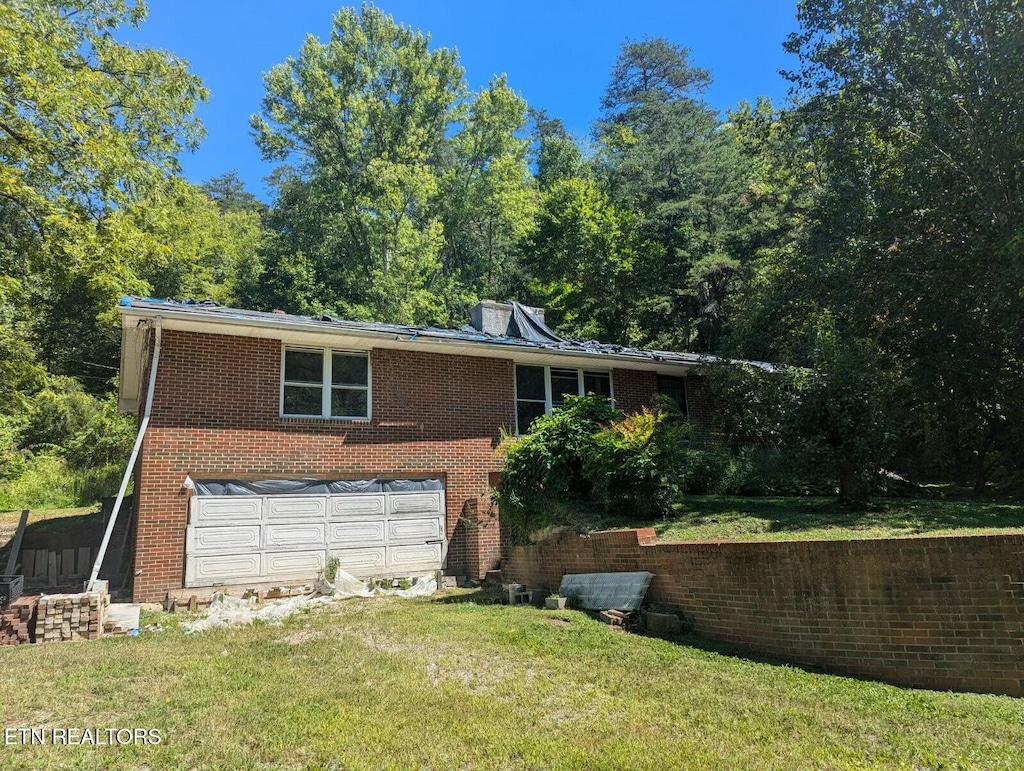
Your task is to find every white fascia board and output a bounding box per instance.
[118,323,147,412]
[117,306,701,375]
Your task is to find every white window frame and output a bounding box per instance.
[513,364,614,434]
[280,344,372,420]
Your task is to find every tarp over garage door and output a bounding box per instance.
[184,480,446,587]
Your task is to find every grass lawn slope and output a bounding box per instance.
[1,593,1021,769]
[585,495,1024,543]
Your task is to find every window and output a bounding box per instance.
[656,374,687,416]
[514,365,613,433]
[282,346,370,419]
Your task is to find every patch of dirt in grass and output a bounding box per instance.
[424,651,540,695]
[545,617,572,627]
[335,627,419,655]
[336,625,540,695]
[275,628,326,645]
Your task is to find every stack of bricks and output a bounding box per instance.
[0,596,39,645]
[36,591,108,642]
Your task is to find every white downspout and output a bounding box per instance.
[87,316,162,592]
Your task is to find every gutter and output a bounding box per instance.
[87,316,162,592]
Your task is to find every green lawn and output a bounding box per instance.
[1,593,1022,769]
[581,495,1024,542]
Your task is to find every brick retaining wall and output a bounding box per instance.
[503,529,1024,696]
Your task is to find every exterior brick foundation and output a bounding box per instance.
[503,529,1024,696]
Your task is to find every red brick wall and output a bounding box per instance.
[613,369,715,432]
[503,529,1024,696]
[612,368,657,413]
[133,329,515,601]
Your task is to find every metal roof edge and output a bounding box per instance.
[117,297,776,372]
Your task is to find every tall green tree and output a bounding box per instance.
[596,37,752,352]
[0,0,207,386]
[529,108,582,192]
[783,0,1024,488]
[522,177,650,344]
[440,75,537,303]
[252,4,466,324]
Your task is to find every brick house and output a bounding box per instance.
[116,297,717,602]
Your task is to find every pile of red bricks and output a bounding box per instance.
[37,592,108,642]
[0,596,39,645]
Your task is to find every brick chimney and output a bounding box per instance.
[469,300,545,337]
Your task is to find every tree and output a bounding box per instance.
[252,4,465,324]
[529,108,582,191]
[522,177,650,344]
[440,76,537,303]
[710,313,891,503]
[595,37,753,352]
[0,0,207,388]
[784,0,1024,489]
[203,171,266,216]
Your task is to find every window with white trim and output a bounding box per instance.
[514,365,613,433]
[281,346,370,419]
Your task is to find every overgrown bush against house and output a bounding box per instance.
[495,396,727,543]
[587,404,725,513]
[495,397,619,542]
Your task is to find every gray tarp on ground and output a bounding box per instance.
[558,571,654,611]
[193,478,444,496]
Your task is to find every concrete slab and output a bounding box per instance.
[107,603,141,630]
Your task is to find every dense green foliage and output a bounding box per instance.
[1,0,1023,508]
[496,397,728,542]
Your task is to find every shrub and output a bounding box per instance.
[587,409,730,517]
[65,390,135,470]
[495,396,620,543]
[19,377,99,451]
[0,453,78,510]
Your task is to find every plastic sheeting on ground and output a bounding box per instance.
[180,570,437,634]
[319,570,437,599]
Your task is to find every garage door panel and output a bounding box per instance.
[186,483,446,585]
[330,494,385,519]
[266,496,326,521]
[387,517,443,544]
[190,496,262,526]
[331,547,387,573]
[263,522,326,550]
[263,550,324,579]
[187,524,261,555]
[389,542,443,571]
[328,520,386,547]
[185,553,262,585]
[387,492,441,517]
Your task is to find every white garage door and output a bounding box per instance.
[184,488,446,587]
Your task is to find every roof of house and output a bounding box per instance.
[116,295,775,411]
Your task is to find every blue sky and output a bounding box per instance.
[124,1,800,199]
